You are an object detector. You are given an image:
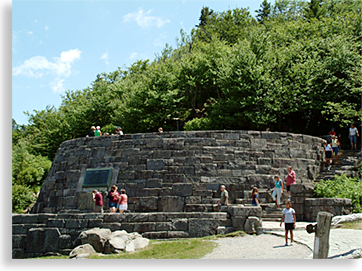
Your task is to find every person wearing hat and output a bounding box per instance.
[331,135,340,164]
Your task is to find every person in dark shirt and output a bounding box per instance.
[88,126,96,137]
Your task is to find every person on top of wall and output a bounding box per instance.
[251,187,260,207]
[218,185,228,211]
[94,126,102,137]
[88,126,96,137]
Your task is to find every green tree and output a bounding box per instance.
[255,0,272,23]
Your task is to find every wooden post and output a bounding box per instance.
[313,211,333,259]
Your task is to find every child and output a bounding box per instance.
[280,200,296,246]
[251,187,260,207]
[324,141,333,170]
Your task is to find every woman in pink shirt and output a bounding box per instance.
[286,166,296,200]
[117,189,128,213]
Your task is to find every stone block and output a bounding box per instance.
[185,196,202,204]
[65,219,88,229]
[26,228,61,253]
[47,219,65,228]
[146,178,162,188]
[188,219,218,238]
[12,234,27,249]
[158,196,184,212]
[142,231,168,239]
[163,138,184,150]
[147,159,165,170]
[147,139,163,148]
[88,219,104,228]
[172,183,193,197]
[167,231,189,238]
[193,190,213,197]
[156,222,175,231]
[138,197,158,211]
[231,216,246,229]
[58,234,73,249]
[172,219,188,231]
[120,223,134,233]
[102,222,123,232]
[134,222,156,233]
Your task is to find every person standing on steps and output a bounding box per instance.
[108,185,120,213]
[349,124,359,150]
[272,175,283,208]
[251,187,260,207]
[331,135,340,164]
[286,166,296,200]
[117,189,128,214]
[218,185,228,211]
[92,189,103,213]
[280,200,296,246]
[324,141,333,170]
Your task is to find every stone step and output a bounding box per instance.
[185,204,214,212]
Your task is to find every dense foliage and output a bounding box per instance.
[12,0,362,211]
[314,174,362,213]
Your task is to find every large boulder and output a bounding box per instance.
[69,244,97,259]
[244,216,262,235]
[79,228,112,253]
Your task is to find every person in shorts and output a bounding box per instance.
[117,189,128,213]
[280,200,296,246]
[108,185,120,213]
[324,141,333,170]
[331,135,340,164]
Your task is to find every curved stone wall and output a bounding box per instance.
[32,130,325,213]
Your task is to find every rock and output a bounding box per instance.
[125,240,135,252]
[69,244,96,258]
[244,216,262,234]
[26,228,61,253]
[133,237,149,250]
[108,233,129,251]
[331,213,362,226]
[79,228,112,253]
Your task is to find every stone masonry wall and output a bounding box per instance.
[13,205,261,258]
[290,184,353,221]
[32,130,325,214]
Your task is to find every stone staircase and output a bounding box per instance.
[316,150,361,182]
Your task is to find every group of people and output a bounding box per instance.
[324,124,359,171]
[218,167,297,246]
[217,166,296,210]
[92,185,128,214]
[87,125,124,137]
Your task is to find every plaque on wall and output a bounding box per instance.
[82,168,113,187]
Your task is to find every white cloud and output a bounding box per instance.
[45,25,49,30]
[123,8,170,28]
[28,31,33,35]
[101,51,109,65]
[128,52,138,60]
[12,48,81,93]
[154,32,168,47]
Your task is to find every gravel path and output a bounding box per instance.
[202,234,313,259]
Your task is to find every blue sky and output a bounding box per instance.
[12,0,265,125]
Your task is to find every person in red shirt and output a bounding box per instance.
[108,185,120,213]
[92,189,103,213]
[329,128,336,136]
[286,166,296,200]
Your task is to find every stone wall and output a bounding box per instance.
[13,205,262,258]
[290,184,353,221]
[32,130,325,214]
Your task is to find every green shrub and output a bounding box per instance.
[12,184,37,213]
[184,117,214,131]
[314,174,362,213]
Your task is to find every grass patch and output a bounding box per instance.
[338,220,362,230]
[33,231,246,259]
[89,238,217,259]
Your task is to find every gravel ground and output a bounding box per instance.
[202,234,313,259]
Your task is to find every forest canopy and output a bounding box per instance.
[12,0,362,212]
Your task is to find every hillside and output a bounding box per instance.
[12,0,362,212]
